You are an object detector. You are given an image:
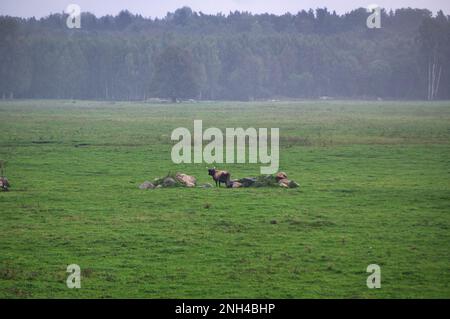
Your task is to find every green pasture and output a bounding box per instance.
[0,100,449,298]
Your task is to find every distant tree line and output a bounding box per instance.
[0,7,449,101]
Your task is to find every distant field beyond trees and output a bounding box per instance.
[0,7,449,101]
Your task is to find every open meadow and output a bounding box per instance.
[0,99,449,298]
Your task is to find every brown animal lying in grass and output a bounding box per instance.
[208,168,230,187]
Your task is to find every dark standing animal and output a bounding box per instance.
[0,177,9,191]
[208,168,231,187]
[0,160,9,191]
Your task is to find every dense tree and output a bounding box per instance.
[0,7,449,101]
[152,46,201,102]
[418,11,450,100]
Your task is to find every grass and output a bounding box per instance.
[0,99,449,298]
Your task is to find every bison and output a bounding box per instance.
[207,168,231,187]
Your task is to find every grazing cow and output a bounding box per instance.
[207,168,231,187]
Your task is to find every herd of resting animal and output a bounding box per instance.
[207,167,298,188]
[1,167,297,192]
[139,168,299,190]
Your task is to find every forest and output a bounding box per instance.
[0,7,449,101]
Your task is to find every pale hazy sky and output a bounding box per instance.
[0,0,448,18]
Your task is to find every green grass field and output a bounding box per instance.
[0,100,449,298]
